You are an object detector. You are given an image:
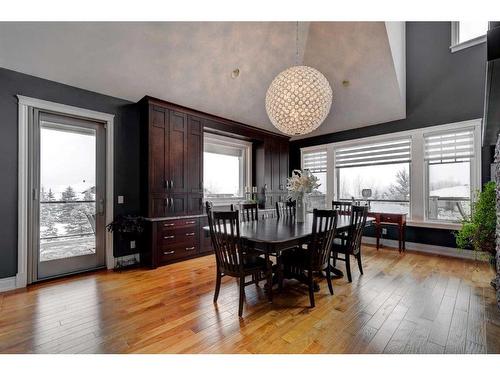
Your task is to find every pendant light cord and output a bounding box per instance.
[295,21,299,66]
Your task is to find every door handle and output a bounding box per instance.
[170,198,174,208]
[163,251,175,255]
[185,247,195,251]
[163,235,175,239]
[98,199,105,215]
[185,220,196,224]
[185,232,195,236]
[171,180,174,189]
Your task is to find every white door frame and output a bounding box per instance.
[16,95,115,289]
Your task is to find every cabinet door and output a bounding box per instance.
[169,111,188,193]
[150,193,167,218]
[169,193,188,216]
[149,105,168,194]
[187,115,203,194]
[279,140,289,191]
[271,139,280,193]
[187,193,203,215]
[199,216,213,254]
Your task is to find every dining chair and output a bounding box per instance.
[231,202,259,222]
[331,205,368,282]
[275,200,296,219]
[209,210,273,317]
[332,200,352,215]
[281,209,339,308]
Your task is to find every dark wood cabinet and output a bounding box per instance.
[260,138,290,208]
[140,98,204,218]
[139,95,289,268]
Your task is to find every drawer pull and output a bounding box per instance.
[163,251,175,255]
[185,246,195,251]
[163,235,175,239]
[185,220,196,224]
[185,232,195,236]
[163,223,174,227]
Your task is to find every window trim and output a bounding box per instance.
[300,119,482,228]
[450,21,487,53]
[203,132,252,206]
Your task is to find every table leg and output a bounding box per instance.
[398,224,402,253]
[376,223,381,250]
[402,223,406,252]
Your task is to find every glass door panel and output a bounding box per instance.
[33,111,106,281]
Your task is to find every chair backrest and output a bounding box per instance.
[275,200,296,219]
[345,205,368,255]
[231,202,258,222]
[210,210,244,274]
[205,201,216,247]
[308,209,339,270]
[332,200,352,215]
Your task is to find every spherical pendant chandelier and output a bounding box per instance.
[265,23,333,136]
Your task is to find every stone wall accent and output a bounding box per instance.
[495,134,500,309]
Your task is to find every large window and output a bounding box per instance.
[301,119,481,227]
[302,149,327,209]
[424,129,474,222]
[203,133,251,204]
[335,138,411,214]
[451,21,488,52]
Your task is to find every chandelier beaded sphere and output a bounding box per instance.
[265,65,333,136]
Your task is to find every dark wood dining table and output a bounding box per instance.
[204,213,374,290]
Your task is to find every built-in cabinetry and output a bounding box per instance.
[139,96,289,268]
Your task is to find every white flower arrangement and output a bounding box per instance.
[286,169,321,201]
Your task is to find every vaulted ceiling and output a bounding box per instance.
[0,22,406,139]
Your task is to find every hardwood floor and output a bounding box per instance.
[0,245,499,354]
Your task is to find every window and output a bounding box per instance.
[424,129,474,222]
[335,138,411,214]
[203,133,251,204]
[300,118,481,227]
[302,149,327,209]
[451,21,488,52]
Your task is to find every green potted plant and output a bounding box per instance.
[106,215,145,261]
[106,215,145,237]
[456,181,496,265]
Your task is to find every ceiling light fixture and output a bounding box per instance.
[231,68,240,79]
[265,22,333,136]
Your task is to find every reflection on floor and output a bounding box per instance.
[40,235,95,261]
[0,245,499,354]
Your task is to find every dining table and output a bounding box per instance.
[203,212,374,291]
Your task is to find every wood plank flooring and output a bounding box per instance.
[0,245,499,354]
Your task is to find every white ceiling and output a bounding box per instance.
[0,22,406,139]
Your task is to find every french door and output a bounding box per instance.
[28,110,106,281]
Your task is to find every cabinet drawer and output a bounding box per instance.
[158,218,199,231]
[160,231,198,247]
[159,244,198,263]
[378,214,403,224]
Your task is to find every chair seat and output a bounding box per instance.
[243,254,270,271]
[332,238,358,255]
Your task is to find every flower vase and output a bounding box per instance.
[296,194,305,223]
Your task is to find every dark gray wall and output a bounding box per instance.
[290,21,489,248]
[0,67,140,278]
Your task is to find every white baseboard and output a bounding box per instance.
[362,236,488,261]
[0,276,17,293]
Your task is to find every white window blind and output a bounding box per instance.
[335,138,411,168]
[424,129,474,164]
[303,149,327,172]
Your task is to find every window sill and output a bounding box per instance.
[450,35,486,53]
[407,220,462,231]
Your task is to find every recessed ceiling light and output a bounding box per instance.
[231,68,240,79]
